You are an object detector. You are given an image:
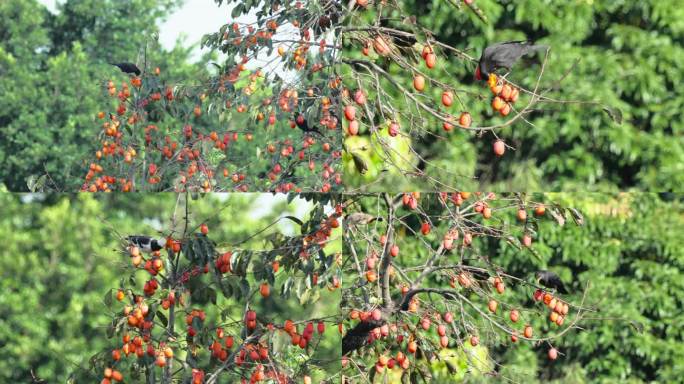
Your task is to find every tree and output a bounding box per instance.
[340,192,602,382]
[0,0,199,192]
[339,0,679,192]
[88,193,342,383]
[80,0,344,193]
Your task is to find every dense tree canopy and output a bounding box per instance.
[0,193,342,382]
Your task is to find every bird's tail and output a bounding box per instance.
[525,43,549,53]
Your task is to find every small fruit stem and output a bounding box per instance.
[164,301,174,383]
[379,193,395,308]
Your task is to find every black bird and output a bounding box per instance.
[127,235,164,253]
[111,62,141,76]
[475,41,548,81]
[294,114,322,134]
[536,270,569,294]
[342,319,384,356]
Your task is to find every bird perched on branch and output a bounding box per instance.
[342,319,385,356]
[111,62,141,76]
[344,212,383,226]
[536,270,569,294]
[294,113,322,135]
[127,235,164,253]
[475,41,548,81]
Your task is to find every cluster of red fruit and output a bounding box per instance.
[488,74,520,117]
[534,289,570,327]
[486,73,522,156]
[298,209,341,259]
[186,308,207,337]
[282,319,326,349]
[210,327,235,361]
[215,251,233,274]
[102,333,173,382]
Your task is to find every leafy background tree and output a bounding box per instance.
[0,193,342,382]
[342,0,684,192]
[0,0,202,191]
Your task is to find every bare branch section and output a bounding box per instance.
[341,192,613,380]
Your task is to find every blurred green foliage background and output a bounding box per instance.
[343,0,684,191]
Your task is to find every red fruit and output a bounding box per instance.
[482,206,492,219]
[492,96,505,111]
[509,87,520,102]
[390,244,399,257]
[499,84,513,100]
[260,282,270,298]
[347,120,359,135]
[440,335,449,348]
[499,102,511,116]
[388,121,400,137]
[354,89,366,105]
[413,75,425,92]
[437,324,447,337]
[523,325,533,338]
[373,35,391,56]
[510,309,519,323]
[548,348,558,360]
[535,204,546,216]
[371,308,382,321]
[488,300,498,313]
[420,222,430,235]
[517,209,527,221]
[443,312,454,323]
[533,289,543,301]
[111,370,123,382]
[200,223,209,234]
[493,140,505,156]
[441,91,453,107]
[522,234,532,247]
[459,112,472,128]
[344,105,356,121]
[425,53,436,69]
[469,335,479,346]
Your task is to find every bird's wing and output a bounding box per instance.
[485,41,542,70]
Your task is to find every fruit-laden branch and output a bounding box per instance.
[378,192,395,308]
[400,284,592,342]
[342,56,548,133]
[205,331,264,384]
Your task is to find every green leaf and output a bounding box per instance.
[282,215,304,226]
[104,290,112,307]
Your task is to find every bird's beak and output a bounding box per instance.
[474,66,482,81]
